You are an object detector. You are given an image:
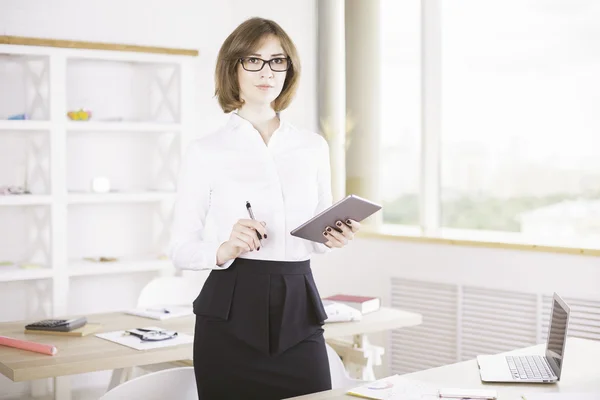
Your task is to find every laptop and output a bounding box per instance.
[476,292,570,383]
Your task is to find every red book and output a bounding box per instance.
[323,294,381,314]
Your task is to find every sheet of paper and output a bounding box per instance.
[347,375,439,400]
[522,394,600,400]
[95,326,193,351]
[124,306,193,320]
[323,300,363,323]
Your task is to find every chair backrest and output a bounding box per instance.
[137,276,199,308]
[99,367,196,400]
[326,342,366,389]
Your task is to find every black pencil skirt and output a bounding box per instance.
[192,258,332,400]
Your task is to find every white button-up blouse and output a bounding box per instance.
[168,113,332,271]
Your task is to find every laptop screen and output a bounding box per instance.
[545,296,569,378]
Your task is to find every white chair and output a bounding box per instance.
[100,367,196,400]
[108,275,206,390]
[136,275,203,308]
[325,342,367,389]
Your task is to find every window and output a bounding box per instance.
[380,0,600,246]
[440,1,600,243]
[380,0,421,226]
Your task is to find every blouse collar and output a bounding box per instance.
[228,111,284,131]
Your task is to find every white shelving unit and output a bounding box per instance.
[0,267,54,283]
[0,195,52,206]
[0,120,52,131]
[0,38,198,316]
[67,192,175,204]
[66,121,183,133]
[69,257,173,277]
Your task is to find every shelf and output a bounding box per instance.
[0,267,53,282]
[67,192,175,204]
[66,122,181,133]
[0,121,180,133]
[0,120,51,131]
[0,39,192,314]
[68,257,173,277]
[0,195,52,206]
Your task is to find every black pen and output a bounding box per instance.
[245,201,263,245]
[147,308,170,314]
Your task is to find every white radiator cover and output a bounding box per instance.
[390,277,600,374]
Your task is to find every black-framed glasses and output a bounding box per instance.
[239,57,291,72]
[126,328,178,342]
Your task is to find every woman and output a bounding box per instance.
[169,17,360,399]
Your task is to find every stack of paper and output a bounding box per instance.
[323,300,363,323]
[96,327,193,351]
[125,306,193,320]
[521,394,600,400]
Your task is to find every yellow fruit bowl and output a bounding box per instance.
[67,109,92,121]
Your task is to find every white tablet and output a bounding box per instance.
[290,194,382,244]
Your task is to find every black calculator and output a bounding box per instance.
[25,317,88,332]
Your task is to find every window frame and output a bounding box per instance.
[378,0,600,256]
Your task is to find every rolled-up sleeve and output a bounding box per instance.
[312,136,333,255]
[168,140,233,270]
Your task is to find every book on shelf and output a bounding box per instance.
[322,294,381,314]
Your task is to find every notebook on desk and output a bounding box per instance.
[346,375,438,399]
[25,323,102,337]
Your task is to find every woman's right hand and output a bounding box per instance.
[216,219,267,265]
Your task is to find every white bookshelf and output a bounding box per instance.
[67,192,175,204]
[66,121,183,133]
[0,120,52,131]
[0,38,198,316]
[0,195,52,206]
[0,267,54,283]
[69,257,173,277]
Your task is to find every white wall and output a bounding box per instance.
[0,0,318,397]
[311,237,600,378]
[0,0,318,133]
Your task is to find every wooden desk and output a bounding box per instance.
[0,313,195,383]
[0,307,421,400]
[289,337,600,399]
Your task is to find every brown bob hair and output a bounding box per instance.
[214,17,301,113]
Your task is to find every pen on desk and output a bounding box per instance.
[147,308,170,314]
[245,201,263,245]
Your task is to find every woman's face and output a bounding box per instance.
[237,35,288,109]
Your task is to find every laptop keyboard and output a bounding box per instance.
[505,355,554,380]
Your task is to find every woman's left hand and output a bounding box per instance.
[323,219,361,248]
